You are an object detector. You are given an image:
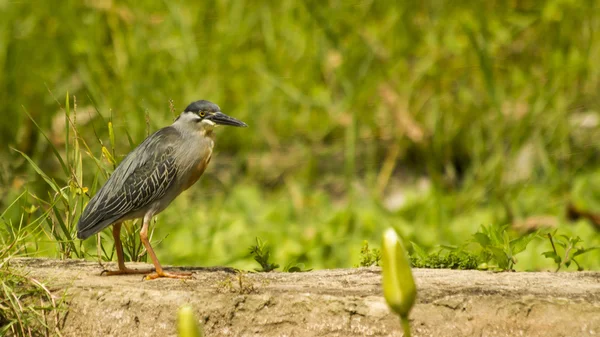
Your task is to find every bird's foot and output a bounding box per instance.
[101,267,154,276]
[144,270,193,280]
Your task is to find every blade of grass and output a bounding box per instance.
[65,92,70,172]
[12,149,62,197]
[51,205,79,258]
[21,106,69,177]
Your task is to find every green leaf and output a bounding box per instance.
[572,246,600,258]
[559,234,571,242]
[503,231,510,248]
[488,246,509,270]
[542,251,561,264]
[410,242,428,260]
[510,231,538,255]
[12,149,62,196]
[472,233,491,247]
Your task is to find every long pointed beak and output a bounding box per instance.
[206,112,247,127]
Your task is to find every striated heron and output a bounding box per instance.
[76,100,247,279]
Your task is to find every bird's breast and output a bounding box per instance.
[182,138,214,191]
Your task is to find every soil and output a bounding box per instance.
[12,258,600,337]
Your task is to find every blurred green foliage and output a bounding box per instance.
[1,0,600,270]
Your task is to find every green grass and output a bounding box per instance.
[1,1,600,272]
[0,200,65,337]
[0,262,64,337]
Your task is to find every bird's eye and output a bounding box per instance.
[198,111,206,117]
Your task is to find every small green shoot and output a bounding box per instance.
[356,240,381,267]
[283,261,312,272]
[410,243,479,270]
[542,231,600,272]
[215,271,257,294]
[471,224,538,271]
[248,238,310,272]
[249,237,279,272]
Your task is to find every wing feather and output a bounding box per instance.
[76,127,181,239]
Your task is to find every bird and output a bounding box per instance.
[76,100,247,280]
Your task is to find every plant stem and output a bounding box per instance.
[548,233,560,272]
[548,233,557,255]
[400,316,411,337]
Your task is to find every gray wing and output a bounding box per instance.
[77,127,181,239]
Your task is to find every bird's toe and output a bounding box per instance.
[144,270,193,280]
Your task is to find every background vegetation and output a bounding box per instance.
[1,0,599,271]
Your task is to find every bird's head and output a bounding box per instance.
[176,100,247,129]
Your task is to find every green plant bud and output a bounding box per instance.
[101,146,116,166]
[382,228,417,318]
[178,305,203,337]
[108,121,115,150]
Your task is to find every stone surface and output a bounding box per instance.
[13,258,600,337]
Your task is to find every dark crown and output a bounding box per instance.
[184,100,220,113]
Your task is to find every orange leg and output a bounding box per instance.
[101,223,154,276]
[140,215,192,280]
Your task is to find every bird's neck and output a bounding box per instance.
[173,120,216,139]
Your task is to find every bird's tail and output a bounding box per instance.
[77,212,118,240]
